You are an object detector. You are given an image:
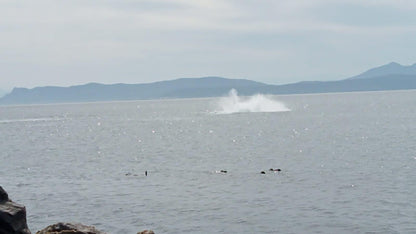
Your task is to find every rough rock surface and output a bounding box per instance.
[0,186,31,234]
[0,186,8,201]
[36,222,106,234]
[137,231,155,234]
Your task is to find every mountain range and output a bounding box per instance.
[1,62,416,105]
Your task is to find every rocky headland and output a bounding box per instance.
[0,186,154,234]
[0,186,31,234]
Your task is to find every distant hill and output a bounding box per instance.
[0,77,266,105]
[348,62,416,80]
[1,63,416,105]
[260,74,416,94]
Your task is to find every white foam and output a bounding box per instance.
[214,89,290,114]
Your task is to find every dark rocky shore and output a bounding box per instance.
[0,186,154,234]
[0,186,30,234]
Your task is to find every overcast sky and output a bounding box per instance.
[1,0,415,91]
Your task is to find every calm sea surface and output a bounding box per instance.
[1,90,416,233]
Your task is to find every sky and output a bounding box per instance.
[1,0,416,91]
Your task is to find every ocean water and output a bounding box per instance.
[1,90,416,233]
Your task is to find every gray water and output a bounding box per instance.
[1,90,416,233]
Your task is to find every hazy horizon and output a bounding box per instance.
[1,60,415,98]
[1,1,416,91]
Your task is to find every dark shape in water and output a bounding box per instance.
[269,168,281,172]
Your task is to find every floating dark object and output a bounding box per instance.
[269,168,281,172]
[260,171,266,174]
[125,172,138,176]
[215,170,228,174]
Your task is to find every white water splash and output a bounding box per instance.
[215,89,290,114]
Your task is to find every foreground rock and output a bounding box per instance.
[1,186,154,234]
[0,186,31,234]
[137,231,154,234]
[36,222,106,234]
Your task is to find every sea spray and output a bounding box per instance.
[215,89,290,114]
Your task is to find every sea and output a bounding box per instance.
[1,90,415,234]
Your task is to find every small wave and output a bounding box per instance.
[0,117,65,124]
[214,89,290,114]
